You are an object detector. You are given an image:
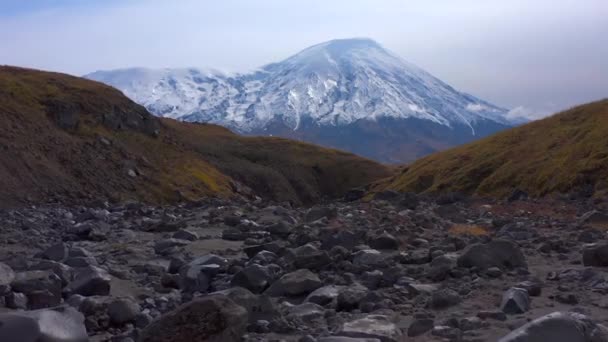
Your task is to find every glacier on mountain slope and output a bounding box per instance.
[86,38,511,135]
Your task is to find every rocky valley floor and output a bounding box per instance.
[1,192,608,341]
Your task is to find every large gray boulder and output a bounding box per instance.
[321,230,359,250]
[266,220,293,237]
[41,242,70,262]
[369,233,399,250]
[265,269,322,297]
[230,264,274,293]
[306,285,342,306]
[408,318,434,337]
[353,249,386,267]
[498,311,608,342]
[457,239,527,270]
[30,260,73,287]
[320,338,381,342]
[64,265,111,296]
[285,302,325,326]
[290,244,331,270]
[0,306,88,342]
[243,242,287,258]
[172,229,198,241]
[428,288,461,310]
[580,210,608,227]
[179,254,228,293]
[0,262,15,294]
[108,298,140,325]
[338,315,403,342]
[154,238,190,255]
[247,250,279,266]
[138,295,247,342]
[6,292,28,309]
[11,270,63,309]
[427,253,457,281]
[210,287,260,315]
[305,206,337,222]
[516,280,542,297]
[337,285,368,312]
[583,243,608,267]
[501,287,530,314]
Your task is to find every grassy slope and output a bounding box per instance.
[165,120,391,203]
[0,66,391,206]
[380,99,608,197]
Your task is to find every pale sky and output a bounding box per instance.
[1,0,607,118]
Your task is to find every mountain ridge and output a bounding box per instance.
[86,38,517,162]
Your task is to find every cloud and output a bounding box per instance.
[0,0,606,116]
[465,103,486,112]
[506,106,553,121]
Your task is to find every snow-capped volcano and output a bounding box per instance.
[86,38,515,162]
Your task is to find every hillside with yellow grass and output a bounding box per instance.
[380,99,608,198]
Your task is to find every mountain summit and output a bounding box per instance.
[87,38,516,162]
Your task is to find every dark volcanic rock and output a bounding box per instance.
[0,306,87,342]
[244,242,286,259]
[516,280,542,297]
[231,264,274,293]
[265,269,322,297]
[369,232,400,250]
[498,311,608,342]
[0,262,15,292]
[457,239,527,270]
[339,314,403,342]
[429,288,461,310]
[11,270,62,309]
[583,243,608,267]
[291,243,332,270]
[30,260,73,287]
[40,242,69,262]
[64,266,111,296]
[337,285,368,312]
[408,318,434,337]
[108,298,140,325]
[580,210,608,227]
[179,254,228,293]
[305,285,341,306]
[501,287,530,314]
[139,295,248,342]
[305,206,337,222]
[321,230,360,250]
